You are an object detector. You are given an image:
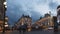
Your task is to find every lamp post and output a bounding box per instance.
[3,0,7,34]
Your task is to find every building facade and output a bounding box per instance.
[35,13,54,30]
[16,15,32,31]
[0,0,5,31]
[57,5,60,30]
[57,5,60,25]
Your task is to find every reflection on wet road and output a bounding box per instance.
[0,30,60,34]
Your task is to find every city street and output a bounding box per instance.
[0,30,60,34]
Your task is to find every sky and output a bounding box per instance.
[6,0,60,25]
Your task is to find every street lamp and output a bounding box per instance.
[3,0,7,34]
[3,1,7,11]
[3,2,7,8]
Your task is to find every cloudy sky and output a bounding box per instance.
[6,0,60,25]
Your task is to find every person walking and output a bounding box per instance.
[19,23,27,34]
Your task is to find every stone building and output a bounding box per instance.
[57,5,60,30]
[0,20,4,31]
[57,5,60,25]
[16,15,32,31]
[35,13,54,30]
[0,0,6,31]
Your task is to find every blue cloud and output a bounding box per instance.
[49,1,58,11]
[6,0,59,25]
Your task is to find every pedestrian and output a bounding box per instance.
[19,23,27,34]
[17,25,21,34]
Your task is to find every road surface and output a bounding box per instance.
[0,30,60,34]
